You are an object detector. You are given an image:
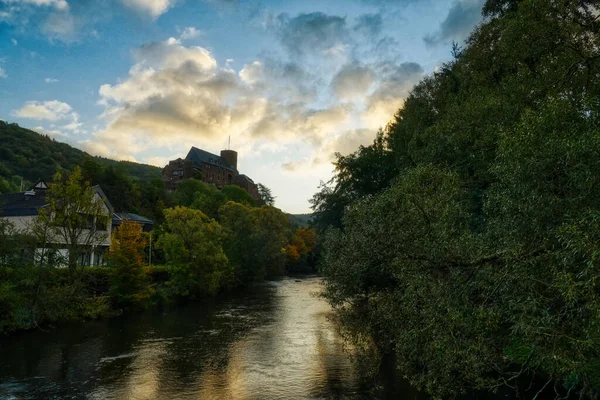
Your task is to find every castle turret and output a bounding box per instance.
[220,149,238,170]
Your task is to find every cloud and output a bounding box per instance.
[330,63,375,100]
[1,0,68,9]
[274,12,348,57]
[12,100,77,121]
[424,0,484,46]
[134,38,217,70]
[42,8,76,41]
[283,128,374,172]
[363,61,423,128]
[239,57,317,103]
[0,0,170,43]
[87,28,424,176]
[45,77,59,83]
[179,26,201,40]
[353,13,383,38]
[33,125,68,138]
[119,0,173,18]
[11,38,17,45]
[0,67,6,78]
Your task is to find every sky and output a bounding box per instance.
[0,0,485,213]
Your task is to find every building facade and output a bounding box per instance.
[162,147,260,200]
[0,181,113,266]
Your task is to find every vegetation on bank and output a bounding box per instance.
[0,167,317,335]
[313,0,600,398]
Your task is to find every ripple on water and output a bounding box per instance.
[0,277,424,400]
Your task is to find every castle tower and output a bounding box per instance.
[220,149,238,170]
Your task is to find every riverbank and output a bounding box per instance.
[0,265,317,337]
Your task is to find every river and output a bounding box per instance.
[0,277,424,400]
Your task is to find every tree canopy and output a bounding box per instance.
[314,0,600,398]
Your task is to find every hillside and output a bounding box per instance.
[288,213,313,228]
[0,121,162,190]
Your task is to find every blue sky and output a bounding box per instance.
[0,0,485,213]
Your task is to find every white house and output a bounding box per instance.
[0,181,114,266]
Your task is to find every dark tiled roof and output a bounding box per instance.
[0,191,48,217]
[237,174,255,184]
[112,212,154,225]
[186,146,235,171]
[0,185,113,217]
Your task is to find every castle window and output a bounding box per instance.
[172,169,184,176]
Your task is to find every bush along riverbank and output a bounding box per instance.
[313,1,600,398]
[0,172,317,336]
[0,220,315,335]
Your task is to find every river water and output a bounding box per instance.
[0,277,424,400]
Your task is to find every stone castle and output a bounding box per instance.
[162,147,260,200]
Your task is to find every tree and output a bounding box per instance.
[158,207,232,296]
[171,179,211,208]
[221,185,256,207]
[107,220,151,309]
[219,201,262,284]
[316,0,600,397]
[257,183,275,206]
[251,206,290,277]
[35,167,110,272]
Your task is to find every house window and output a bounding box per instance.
[96,217,107,231]
[172,169,184,176]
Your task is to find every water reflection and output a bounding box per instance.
[0,277,424,400]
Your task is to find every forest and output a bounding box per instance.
[312,0,600,398]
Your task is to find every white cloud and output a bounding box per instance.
[11,38,17,45]
[43,10,76,42]
[0,67,6,78]
[135,38,217,70]
[33,125,68,138]
[1,0,68,9]
[45,77,59,83]
[120,0,173,19]
[88,31,424,185]
[179,26,201,40]
[12,100,77,121]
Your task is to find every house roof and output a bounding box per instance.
[185,146,235,171]
[0,190,49,217]
[0,184,113,217]
[112,212,154,225]
[237,174,255,184]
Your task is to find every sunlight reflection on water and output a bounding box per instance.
[0,277,423,400]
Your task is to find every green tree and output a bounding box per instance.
[316,0,600,397]
[257,183,275,207]
[35,167,111,272]
[221,185,256,207]
[171,179,210,207]
[158,206,232,296]
[219,201,262,284]
[251,206,290,278]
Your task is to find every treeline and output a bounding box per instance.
[0,167,316,335]
[0,121,161,195]
[313,1,599,399]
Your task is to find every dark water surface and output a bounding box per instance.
[0,277,424,400]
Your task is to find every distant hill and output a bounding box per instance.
[0,121,162,189]
[288,213,313,228]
